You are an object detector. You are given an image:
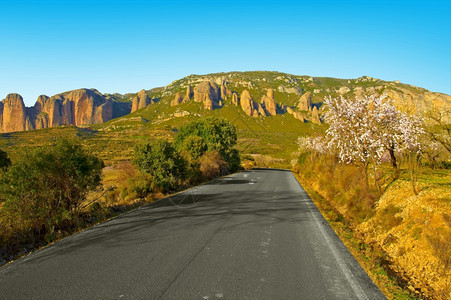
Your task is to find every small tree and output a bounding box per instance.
[134,139,186,192]
[324,95,424,193]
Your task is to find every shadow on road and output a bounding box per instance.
[19,169,311,265]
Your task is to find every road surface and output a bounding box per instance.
[0,168,385,299]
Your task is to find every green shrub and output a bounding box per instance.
[174,117,241,172]
[134,139,187,192]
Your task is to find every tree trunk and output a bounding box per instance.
[388,145,399,179]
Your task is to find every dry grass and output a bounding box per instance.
[295,153,451,299]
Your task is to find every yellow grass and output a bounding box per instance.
[295,158,451,299]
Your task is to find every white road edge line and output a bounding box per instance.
[292,174,369,300]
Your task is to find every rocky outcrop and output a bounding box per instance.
[1,94,32,132]
[131,89,152,113]
[354,87,364,98]
[193,81,221,110]
[277,86,301,95]
[298,91,312,111]
[231,92,239,106]
[131,97,139,113]
[64,89,112,126]
[1,89,125,133]
[261,89,277,116]
[337,86,351,95]
[171,92,183,106]
[138,89,152,109]
[220,81,231,99]
[293,111,304,122]
[257,103,266,116]
[3,72,450,133]
[311,106,321,124]
[183,85,193,103]
[174,111,190,117]
[285,105,304,122]
[385,88,451,122]
[240,90,260,117]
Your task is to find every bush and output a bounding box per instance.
[0,139,103,247]
[199,151,229,180]
[174,117,241,172]
[134,139,187,192]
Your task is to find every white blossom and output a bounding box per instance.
[322,94,424,164]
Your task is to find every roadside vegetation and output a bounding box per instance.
[0,139,103,262]
[294,95,450,299]
[0,117,240,265]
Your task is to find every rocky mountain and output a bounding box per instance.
[154,71,450,125]
[0,89,133,133]
[1,71,450,133]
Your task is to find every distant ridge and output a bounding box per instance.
[1,71,450,133]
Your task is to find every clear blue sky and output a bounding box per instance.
[1,0,450,106]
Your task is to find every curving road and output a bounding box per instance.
[0,168,385,299]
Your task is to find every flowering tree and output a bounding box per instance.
[323,95,424,193]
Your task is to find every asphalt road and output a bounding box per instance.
[0,168,385,299]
